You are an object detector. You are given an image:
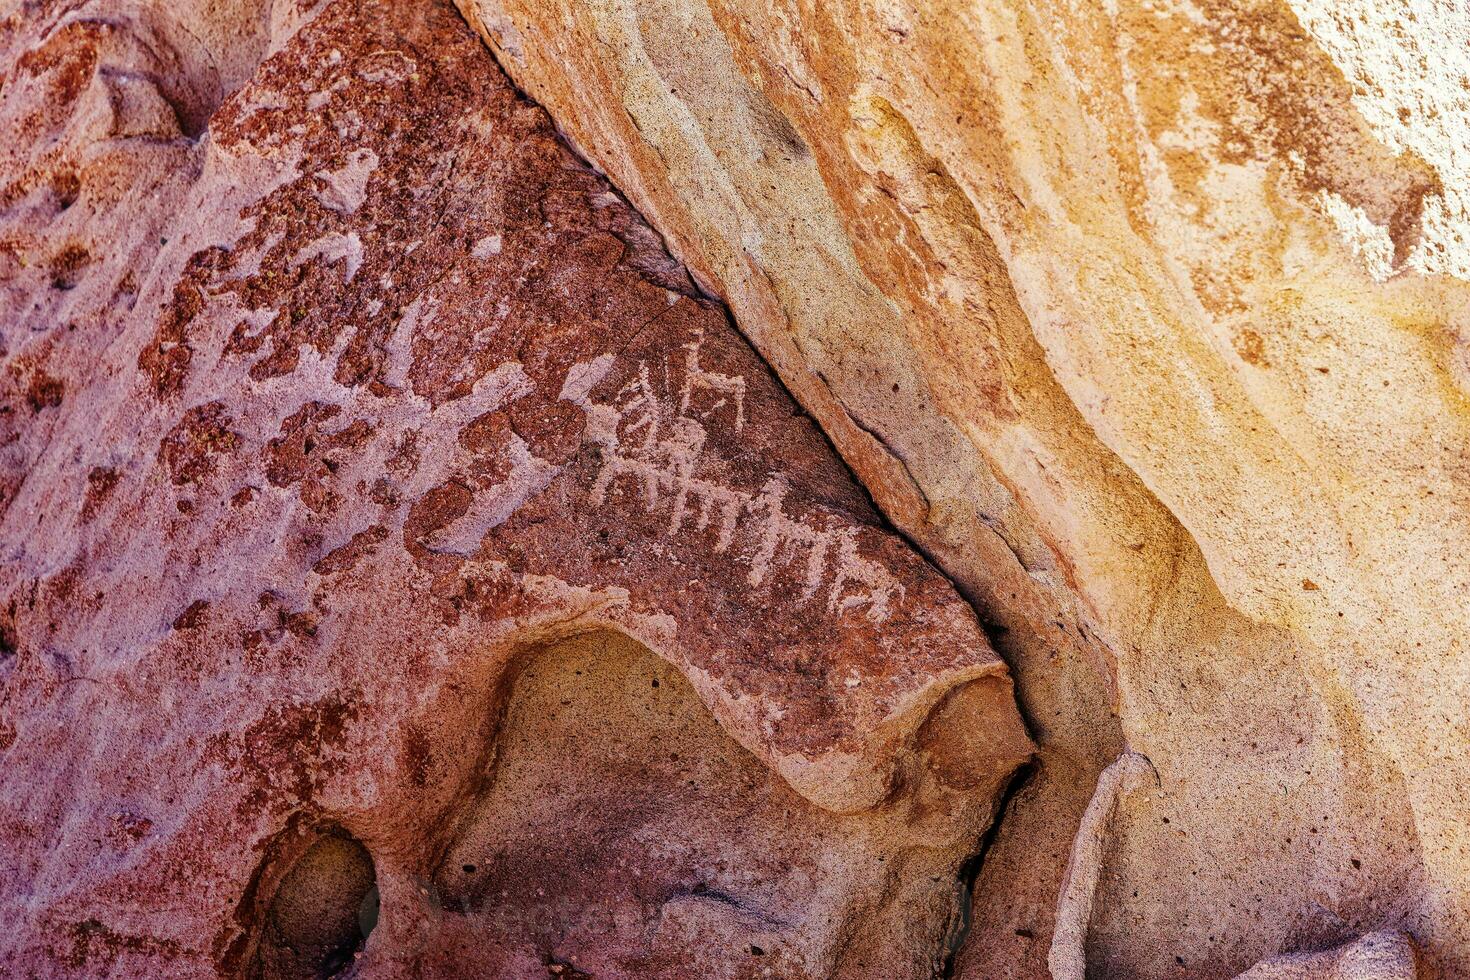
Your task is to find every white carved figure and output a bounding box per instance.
[567,349,900,622]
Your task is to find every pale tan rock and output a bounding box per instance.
[1235,931,1420,980]
[455,0,1470,975]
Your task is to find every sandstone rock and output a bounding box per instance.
[0,1,1031,976]
[1234,931,1420,980]
[455,0,1470,975]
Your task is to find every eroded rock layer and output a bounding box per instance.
[454,0,1470,976]
[0,1,1031,976]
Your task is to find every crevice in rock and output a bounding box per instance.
[938,760,1037,978]
[0,612,16,662]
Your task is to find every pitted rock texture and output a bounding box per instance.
[0,1,1032,977]
[455,0,1470,976]
[1233,931,1420,980]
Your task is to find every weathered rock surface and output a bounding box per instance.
[0,1,1032,976]
[1233,931,1420,980]
[9,0,1470,975]
[454,0,1470,976]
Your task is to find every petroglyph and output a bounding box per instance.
[585,362,745,550]
[564,349,902,621]
[747,478,905,621]
[422,433,561,555]
[680,329,745,431]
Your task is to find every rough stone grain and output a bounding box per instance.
[454,0,1470,976]
[0,1,1031,976]
[1233,931,1420,980]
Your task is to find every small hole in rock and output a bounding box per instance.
[53,173,80,211]
[249,827,377,979]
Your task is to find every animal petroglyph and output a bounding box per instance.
[680,329,746,431]
[564,349,903,621]
[747,479,906,620]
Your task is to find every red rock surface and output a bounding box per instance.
[0,1,1030,976]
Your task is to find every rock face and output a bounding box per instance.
[7,0,1469,976]
[452,0,1470,977]
[1233,932,1420,980]
[0,1,1033,976]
